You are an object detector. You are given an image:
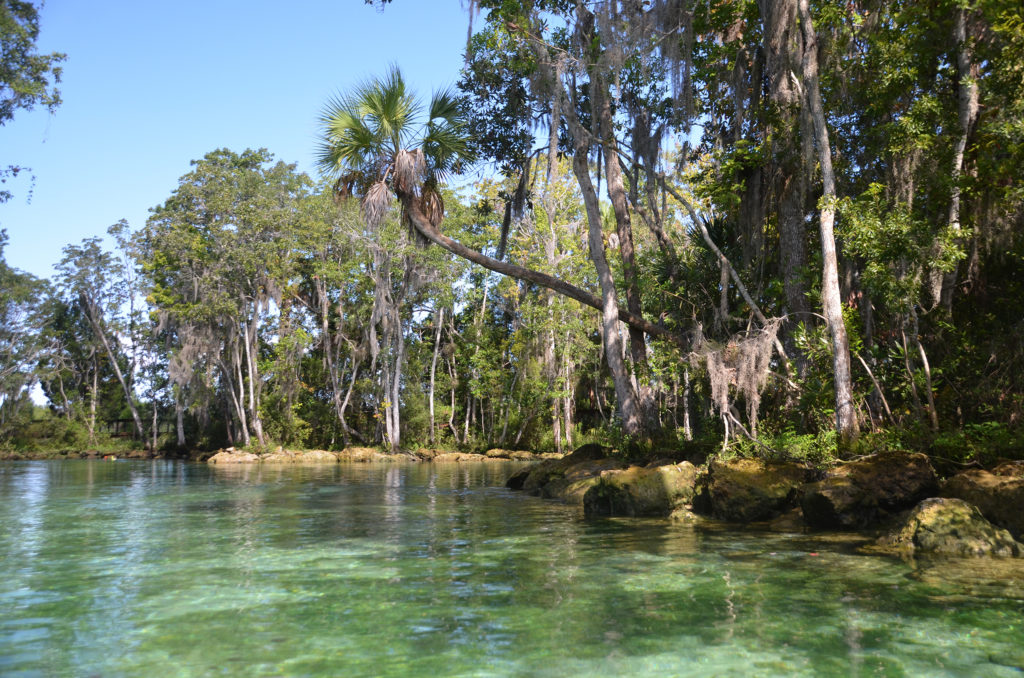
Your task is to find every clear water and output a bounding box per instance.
[1,461,1022,677]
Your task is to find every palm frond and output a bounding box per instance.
[428,87,463,125]
[422,122,476,182]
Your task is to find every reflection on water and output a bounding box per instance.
[0,460,1022,677]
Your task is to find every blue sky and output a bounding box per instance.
[2,0,475,279]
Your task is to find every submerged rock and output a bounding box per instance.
[583,462,698,517]
[941,468,1024,540]
[877,497,1021,557]
[699,458,809,522]
[802,451,938,529]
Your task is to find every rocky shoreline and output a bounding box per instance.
[204,446,561,464]
[505,444,1024,559]
[5,443,1021,559]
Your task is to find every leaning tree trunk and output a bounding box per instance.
[799,0,859,442]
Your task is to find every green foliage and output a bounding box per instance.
[0,0,64,125]
[930,422,1019,466]
[839,184,964,309]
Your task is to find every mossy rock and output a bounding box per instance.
[942,469,1024,540]
[538,458,628,501]
[583,462,698,517]
[877,497,1021,557]
[802,451,938,529]
[701,458,810,523]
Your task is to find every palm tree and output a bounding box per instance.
[317,68,478,451]
[317,68,687,446]
[317,66,475,235]
[317,68,675,341]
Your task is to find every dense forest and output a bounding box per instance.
[2,0,1023,464]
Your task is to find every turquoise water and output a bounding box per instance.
[1,461,1022,677]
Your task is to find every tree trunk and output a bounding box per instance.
[572,148,641,436]
[799,0,859,442]
[429,306,444,445]
[241,315,265,447]
[81,295,146,442]
[600,90,657,430]
[760,0,812,330]
[175,387,185,448]
[397,192,686,349]
[938,7,981,310]
[89,353,97,443]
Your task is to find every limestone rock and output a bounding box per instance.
[540,458,628,505]
[504,443,625,505]
[516,444,613,493]
[336,447,394,462]
[878,497,1021,557]
[483,448,541,461]
[299,450,341,463]
[583,462,698,517]
[802,451,938,529]
[942,468,1024,540]
[207,449,260,464]
[261,449,339,463]
[431,452,492,462]
[701,458,809,522]
[414,448,445,461]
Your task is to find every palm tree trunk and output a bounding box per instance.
[398,193,685,349]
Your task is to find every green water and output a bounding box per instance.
[1,461,1022,677]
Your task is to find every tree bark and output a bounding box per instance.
[760,0,812,328]
[600,89,657,430]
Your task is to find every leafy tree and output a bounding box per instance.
[1,0,65,202]
[140,149,311,449]
[0,229,48,438]
[55,235,147,442]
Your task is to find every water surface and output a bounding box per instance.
[1,460,1022,677]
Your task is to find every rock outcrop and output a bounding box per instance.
[505,444,628,505]
[431,452,495,462]
[877,497,1021,557]
[583,462,698,517]
[941,466,1024,540]
[207,448,260,464]
[335,447,395,462]
[801,452,938,529]
[261,449,340,463]
[699,458,809,522]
